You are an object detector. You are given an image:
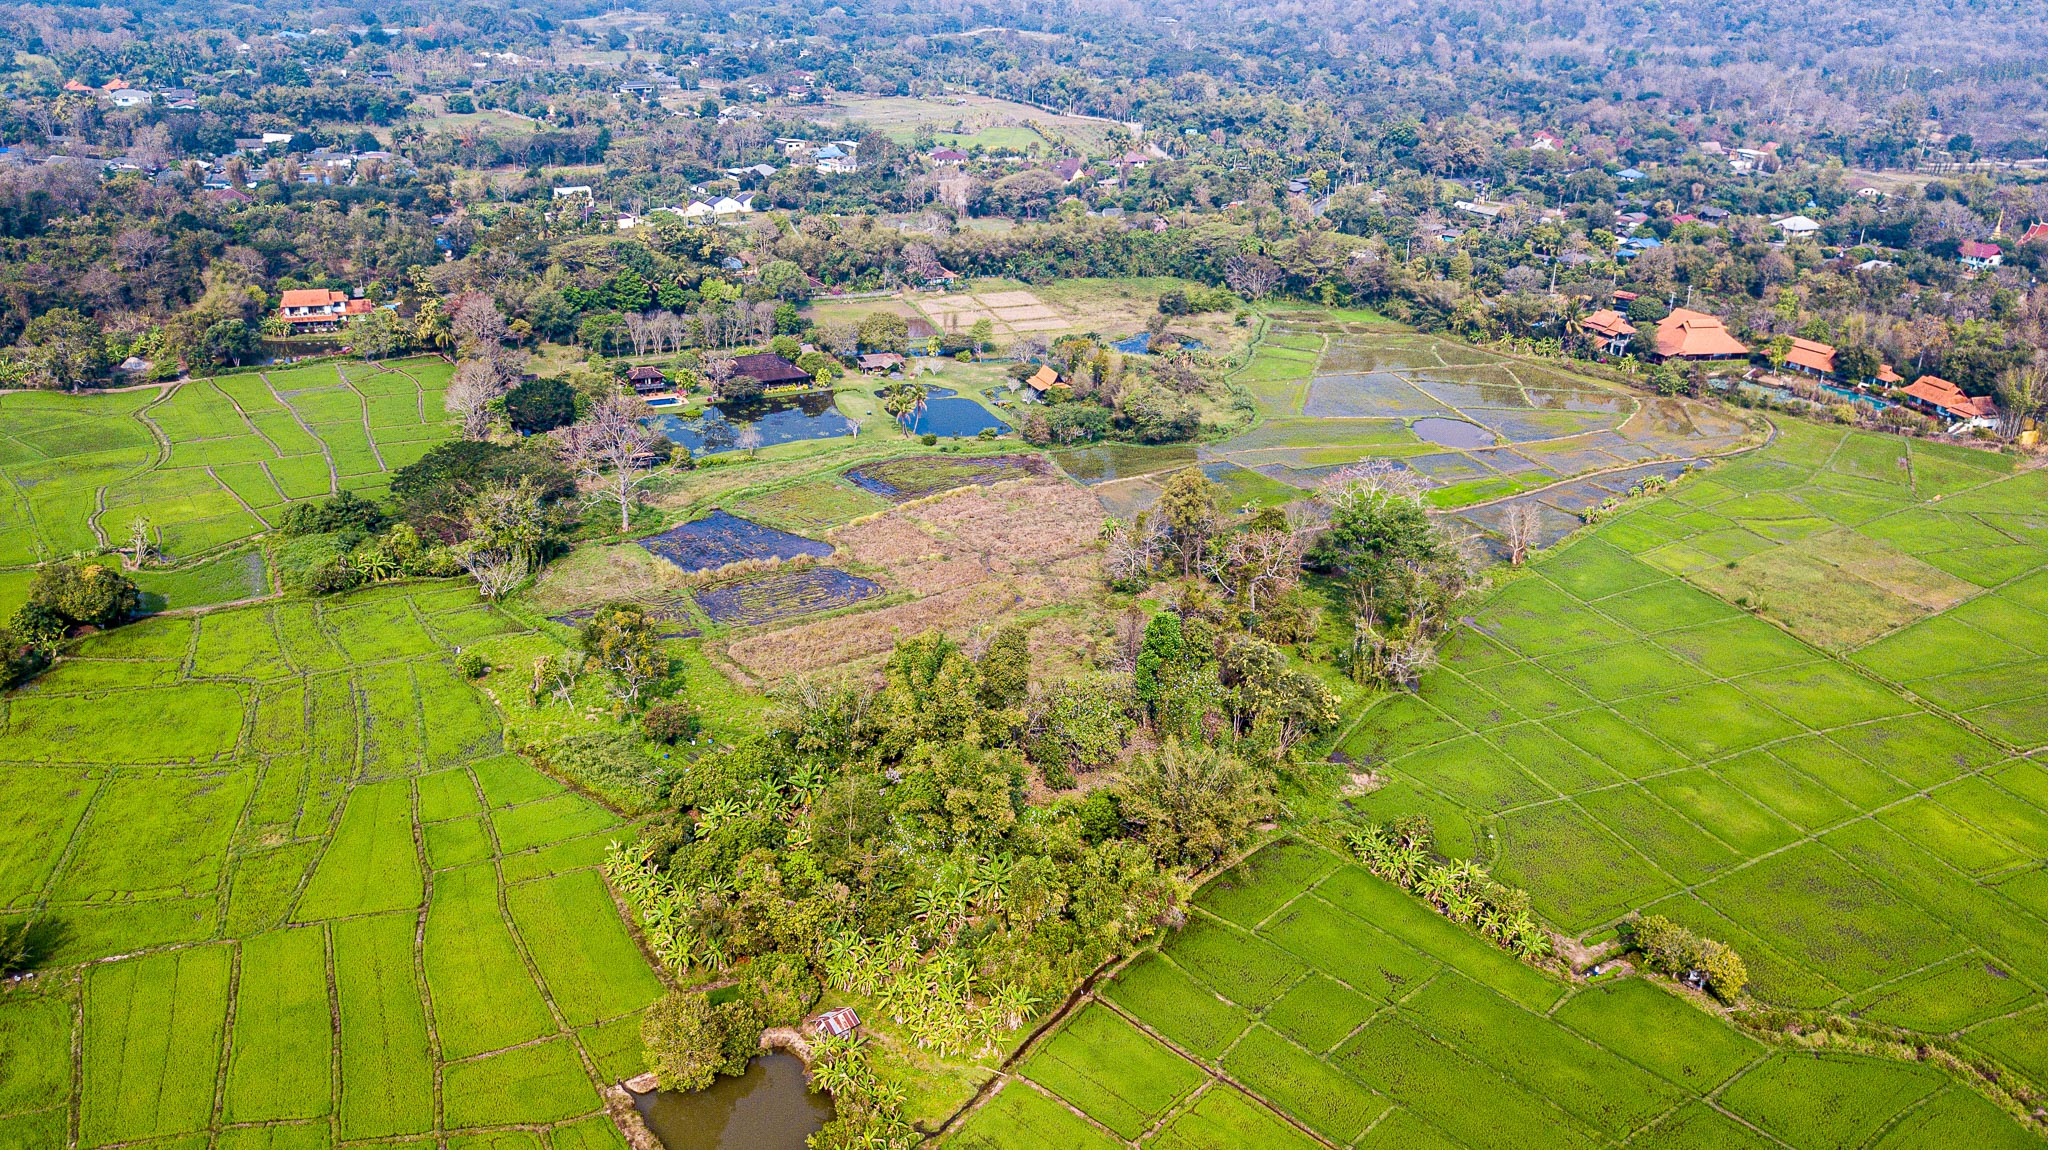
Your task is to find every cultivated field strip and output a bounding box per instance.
[1332,423,2048,1087]
[0,356,454,571]
[952,838,2040,1149]
[0,583,663,1149]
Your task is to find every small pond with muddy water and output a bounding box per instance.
[629,1054,833,1150]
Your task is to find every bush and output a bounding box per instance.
[642,702,702,745]
[1621,914,1747,1003]
[920,433,938,445]
[455,650,488,679]
[303,558,365,597]
[274,491,387,538]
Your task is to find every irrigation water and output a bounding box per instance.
[630,1054,833,1150]
[1412,416,1498,448]
[649,392,857,455]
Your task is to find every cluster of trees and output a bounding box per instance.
[1620,914,1749,1004]
[1011,333,1224,447]
[269,437,577,600]
[599,616,1335,1147]
[0,561,142,686]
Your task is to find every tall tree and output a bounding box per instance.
[560,393,668,534]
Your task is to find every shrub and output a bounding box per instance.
[455,650,488,679]
[642,702,702,745]
[1620,914,1748,1003]
[303,558,366,596]
[920,433,938,445]
[274,491,387,538]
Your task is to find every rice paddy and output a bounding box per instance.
[0,583,663,1149]
[949,838,2041,1148]
[637,508,834,572]
[0,356,455,569]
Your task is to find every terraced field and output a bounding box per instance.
[951,840,2042,1149]
[0,356,455,568]
[0,584,660,1150]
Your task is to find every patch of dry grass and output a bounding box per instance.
[722,477,1109,679]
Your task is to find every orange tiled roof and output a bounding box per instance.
[1785,338,1836,374]
[279,288,345,308]
[1903,374,1998,420]
[1581,309,1635,339]
[1028,365,1060,389]
[1653,309,1749,359]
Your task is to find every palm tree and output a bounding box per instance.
[1556,295,1588,356]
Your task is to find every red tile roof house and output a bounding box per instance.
[2022,223,2048,247]
[1901,374,1999,429]
[1579,309,1637,356]
[1783,338,1837,377]
[277,289,371,332]
[1959,240,2002,270]
[1650,309,1750,361]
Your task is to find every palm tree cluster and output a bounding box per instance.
[822,931,1039,1058]
[604,840,697,972]
[804,1033,917,1150]
[1343,821,1551,960]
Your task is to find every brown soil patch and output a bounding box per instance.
[722,477,1107,679]
[976,290,1044,308]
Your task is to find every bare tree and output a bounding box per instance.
[818,321,860,360]
[902,241,944,284]
[444,358,507,440]
[1502,502,1541,566]
[700,353,737,397]
[1218,528,1303,612]
[737,426,764,459]
[126,515,155,571]
[450,293,507,353]
[559,394,668,534]
[624,312,651,357]
[459,545,530,600]
[1224,253,1284,300]
[1316,459,1429,507]
[1099,512,1164,584]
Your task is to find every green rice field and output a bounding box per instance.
[0,583,658,1150]
[0,356,456,569]
[950,838,2042,1148]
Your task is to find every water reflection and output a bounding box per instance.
[630,1055,833,1150]
[1412,416,1497,448]
[648,393,856,455]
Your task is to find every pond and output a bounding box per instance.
[648,392,856,456]
[631,1054,833,1150]
[1412,416,1497,449]
[1111,333,1208,355]
[891,387,1012,438]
